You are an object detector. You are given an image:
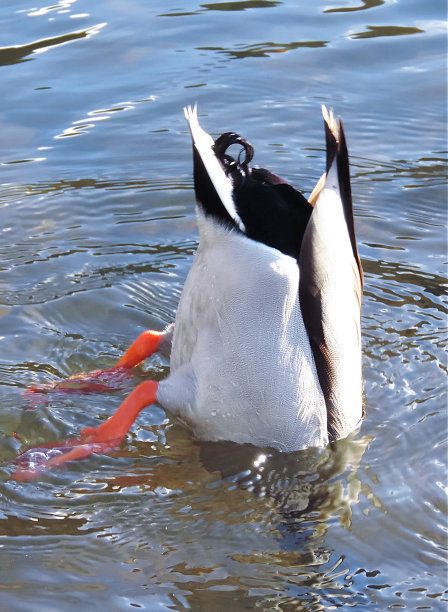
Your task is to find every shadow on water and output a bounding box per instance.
[198,432,375,529]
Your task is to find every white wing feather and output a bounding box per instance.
[184,105,246,232]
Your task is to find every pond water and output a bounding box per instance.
[0,1,446,610]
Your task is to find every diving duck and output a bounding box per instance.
[14,105,363,480]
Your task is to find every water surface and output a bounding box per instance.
[0,1,446,610]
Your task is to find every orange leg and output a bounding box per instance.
[80,380,160,444]
[26,330,164,396]
[13,380,159,481]
[115,330,163,369]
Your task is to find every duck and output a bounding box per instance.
[13,105,363,480]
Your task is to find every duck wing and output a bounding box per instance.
[299,106,364,441]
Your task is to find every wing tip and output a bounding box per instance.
[322,104,343,174]
[321,105,363,290]
[184,103,198,123]
[321,104,339,142]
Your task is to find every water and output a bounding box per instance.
[0,0,446,610]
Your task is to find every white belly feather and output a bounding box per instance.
[157,212,328,451]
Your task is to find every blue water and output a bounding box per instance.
[0,1,446,610]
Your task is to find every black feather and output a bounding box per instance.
[192,145,239,231]
[211,132,313,262]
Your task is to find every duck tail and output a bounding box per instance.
[321,105,363,288]
[299,106,364,441]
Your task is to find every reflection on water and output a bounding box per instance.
[0,0,446,609]
[1,429,378,609]
[0,23,106,67]
[201,1,282,11]
[198,40,329,59]
[324,0,384,13]
[351,25,424,39]
[353,154,448,188]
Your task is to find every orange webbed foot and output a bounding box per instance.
[24,329,164,403]
[25,366,133,398]
[12,440,113,481]
[15,329,164,479]
[80,380,160,444]
[13,380,159,481]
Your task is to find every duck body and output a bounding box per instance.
[14,105,364,481]
[157,212,328,451]
[157,105,363,451]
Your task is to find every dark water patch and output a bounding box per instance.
[352,154,448,190]
[202,0,282,10]
[198,39,329,59]
[0,177,193,203]
[351,25,424,40]
[0,23,106,67]
[324,0,384,14]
